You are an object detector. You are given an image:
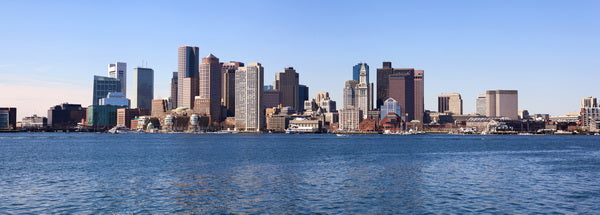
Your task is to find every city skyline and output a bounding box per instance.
[1,1,599,119]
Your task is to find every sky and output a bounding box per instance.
[1,0,599,119]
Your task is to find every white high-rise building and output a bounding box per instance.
[108,62,127,97]
[235,63,264,132]
[356,63,373,119]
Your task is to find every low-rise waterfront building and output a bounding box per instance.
[86,105,128,130]
[21,115,47,129]
[48,103,86,130]
[0,107,17,131]
[117,108,149,129]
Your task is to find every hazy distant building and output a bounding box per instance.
[198,54,223,123]
[177,46,200,108]
[476,94,487,115]
[356,63,373,118]
[320,99,337,113]
[438,93,463,115]
[170,72,178,108]
[518,110,531,120]
[92,75,122,106]
[298,84,309,112]
[485,90,518,119]
[315,92,330,104]
[108,62,127,97]
[263,89,280,110]
[0,107,17,130]
[48,103,86,129]
[353,62,369,83]
[343,80,358,109]
[264,85,274,90]
[131,67,154,111]
[21,115,47,129]
[99,92,130,107]
[380,98,401,121]
[275,67,300,111]
[376,62,424,122]
[235,63,264,132]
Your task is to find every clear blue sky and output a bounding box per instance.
[1,0,599,119]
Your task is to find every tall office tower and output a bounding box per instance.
[275,67,299,111]
[182,77,199,108]
[376,62,420,121]
[413,70,424,121]
[380,98,401,120]
[170,72,178,109]
[198,54,223,123]
[485,90,518,119]
[356,63,373,118]
[132,67,154,111]
[353,62,369,83]
[92,75,122,105]
[438,93,463,115]
[222,61,244,117]
[235,63,264,132]
[343,80,359,109]
[582,96,598,108]
[108,62,127,97]
[476,94,487,115]
[177,46,200,108]
[298,84,309,112]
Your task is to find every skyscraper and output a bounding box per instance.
[438,93,463,115]
[132,67,154,111]
[476,94,487,115]
[275,67,299,111]
[485,90,518,119]
[298,84,309,112]
[414,70,424,122]
[343,80,359,109]
[356,63,373,119]
[108,62,127,97]
[376,62,424,121]
[353,62,369,83]
[170,72,178,109]
[235,63,264,132]
[222,61,244,117]
[198,54,222,123]
[92,75,121,106]
[177,46,199,108]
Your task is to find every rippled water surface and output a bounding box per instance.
[1,133,600,213]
